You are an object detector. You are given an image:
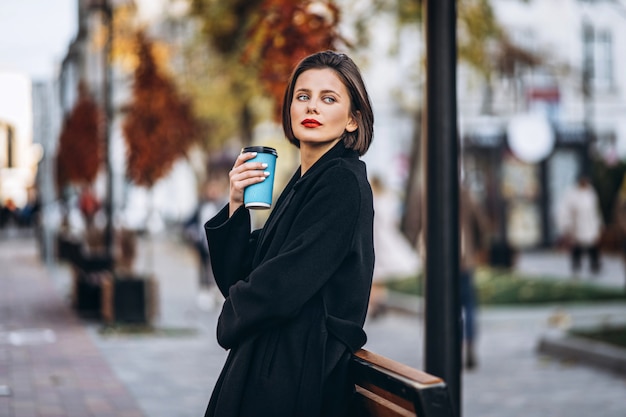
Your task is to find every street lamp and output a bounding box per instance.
[423,1,461,415]
[89,0,114,261]
[582,15,594,176]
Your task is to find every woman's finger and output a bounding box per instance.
[228,152,270,216]
[233,151,256,168]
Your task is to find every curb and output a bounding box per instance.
[537,333,626,376]
[384,291,423,316]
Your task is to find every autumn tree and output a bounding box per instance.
[56,82,103,189]
[184,0,264,148]
[122,30,202,188]
[242,0,345,119]
[186,0,345,145]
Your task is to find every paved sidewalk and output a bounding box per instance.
[2,231,626,417]
[0,233,145,417]
[99,234,626,417]
[516,248,626,289]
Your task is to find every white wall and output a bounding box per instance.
[0,72,37,207]
[489,0,626,157]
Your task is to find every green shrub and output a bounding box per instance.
[385,268,626,305]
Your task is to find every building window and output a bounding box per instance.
[584,25,614,92]
[593,29,613,90]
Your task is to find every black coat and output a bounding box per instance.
[203,141,374,417]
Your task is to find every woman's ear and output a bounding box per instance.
[346,111,360,133]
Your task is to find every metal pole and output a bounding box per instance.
[102,0,114,261]
[423,1,461,416]
[582,18,593,176]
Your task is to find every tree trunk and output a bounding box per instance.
[401,109,424,246]
[240,103,253,147]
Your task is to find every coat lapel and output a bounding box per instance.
[252,141,358,266]
[252,170,299,265]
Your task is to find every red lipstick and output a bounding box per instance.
[301,119,321,128]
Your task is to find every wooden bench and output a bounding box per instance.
[349,349,455,417]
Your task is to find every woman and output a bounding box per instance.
[203,51,375,417]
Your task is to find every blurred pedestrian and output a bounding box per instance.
[557,175,603,275]
[0,198,18,229]
[459,186,491,370]
[368,175,420,318]
[184,177,227,310]
[202,51,375,417]
[18,188,41,227]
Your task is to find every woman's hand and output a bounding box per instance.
[228,151,270,217]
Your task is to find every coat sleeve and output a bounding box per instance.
[204,204,260,297]
[217,165,362,349]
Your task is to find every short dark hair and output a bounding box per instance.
[281,50,374,156]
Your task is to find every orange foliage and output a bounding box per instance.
[56,82,103,188]
[243,0,344,119]
[123,31,202,187]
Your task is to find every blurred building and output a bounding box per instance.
[32,80,63,262]
[458,0,626,249]
[0,72,42,209]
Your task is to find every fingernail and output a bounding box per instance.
[264,171,270,176]
[261,163,268,168]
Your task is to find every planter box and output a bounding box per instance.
[101,275,159,325]
[72,270,111,318]
[56,234,82,264]
[70,251,114,318]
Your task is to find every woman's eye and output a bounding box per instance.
[296,94,309,101]
[323,96,336,104]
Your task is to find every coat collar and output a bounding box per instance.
[253,140,359,266]
[294,140,358,190]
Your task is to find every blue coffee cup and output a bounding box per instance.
[242,146,278,209]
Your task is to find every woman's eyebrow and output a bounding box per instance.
[320,89,341,97]
[295,87,341,97]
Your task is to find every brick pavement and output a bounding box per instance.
[0,233,146,417]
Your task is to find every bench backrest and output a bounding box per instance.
[349,349,455,417]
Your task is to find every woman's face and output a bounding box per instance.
[290,68,357,149]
